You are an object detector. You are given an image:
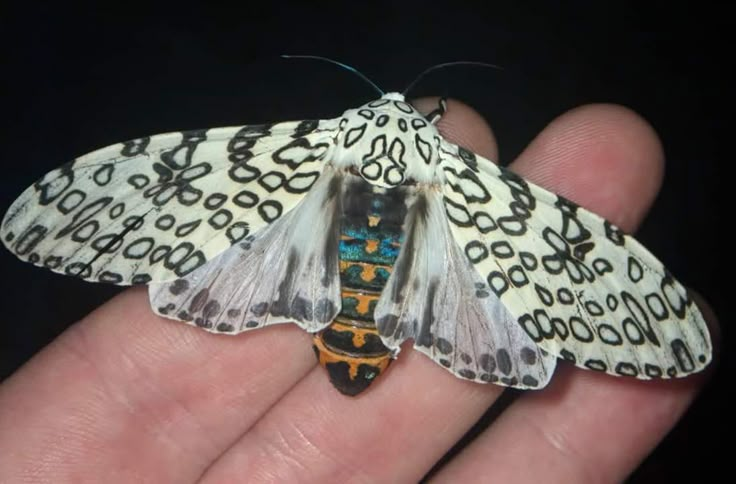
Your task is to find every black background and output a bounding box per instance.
[1,2,729,481]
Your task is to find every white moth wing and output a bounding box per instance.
[2,119,339,284]
[438,140,712,380]
[149,167,344,333]
[374,189,557,389]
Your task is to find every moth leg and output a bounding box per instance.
[425,97,448,124]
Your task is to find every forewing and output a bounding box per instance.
[149,168,343,333]
[438,140,712,380]
[374,189,557,389]
[2,119,338,284]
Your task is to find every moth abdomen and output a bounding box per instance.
[312,178,407,396]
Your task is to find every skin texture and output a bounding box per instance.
[0,99,718,483]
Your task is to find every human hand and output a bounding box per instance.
[0,98,717,482]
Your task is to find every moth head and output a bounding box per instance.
[336,92,441,188]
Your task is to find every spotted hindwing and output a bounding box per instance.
[1,119,338,285]
[148,168,344,333]
[374,189,557,389]
[437,138,712,381]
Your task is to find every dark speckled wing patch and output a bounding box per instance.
[375,190,557,389]
[148,168,343,334]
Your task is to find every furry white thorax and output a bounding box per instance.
[331,92,441,187]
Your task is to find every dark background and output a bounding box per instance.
[1,2,728,481]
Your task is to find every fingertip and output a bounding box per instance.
[411,97,499,161]
[512,103,665,233]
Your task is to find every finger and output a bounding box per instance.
[0,287,317,481]
[431,104,716,483]
[413,97,499,161]
[199,98,513,483]
[512,103,665,233]
[433,307,717,484]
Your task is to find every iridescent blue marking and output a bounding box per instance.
[338,238,400,264]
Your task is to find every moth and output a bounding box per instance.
[1,91,712,396]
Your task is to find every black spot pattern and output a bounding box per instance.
[6,118,339,286]
[434,136,710,384]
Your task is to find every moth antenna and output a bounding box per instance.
[402,61,503,97]
[281,55,385,96]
